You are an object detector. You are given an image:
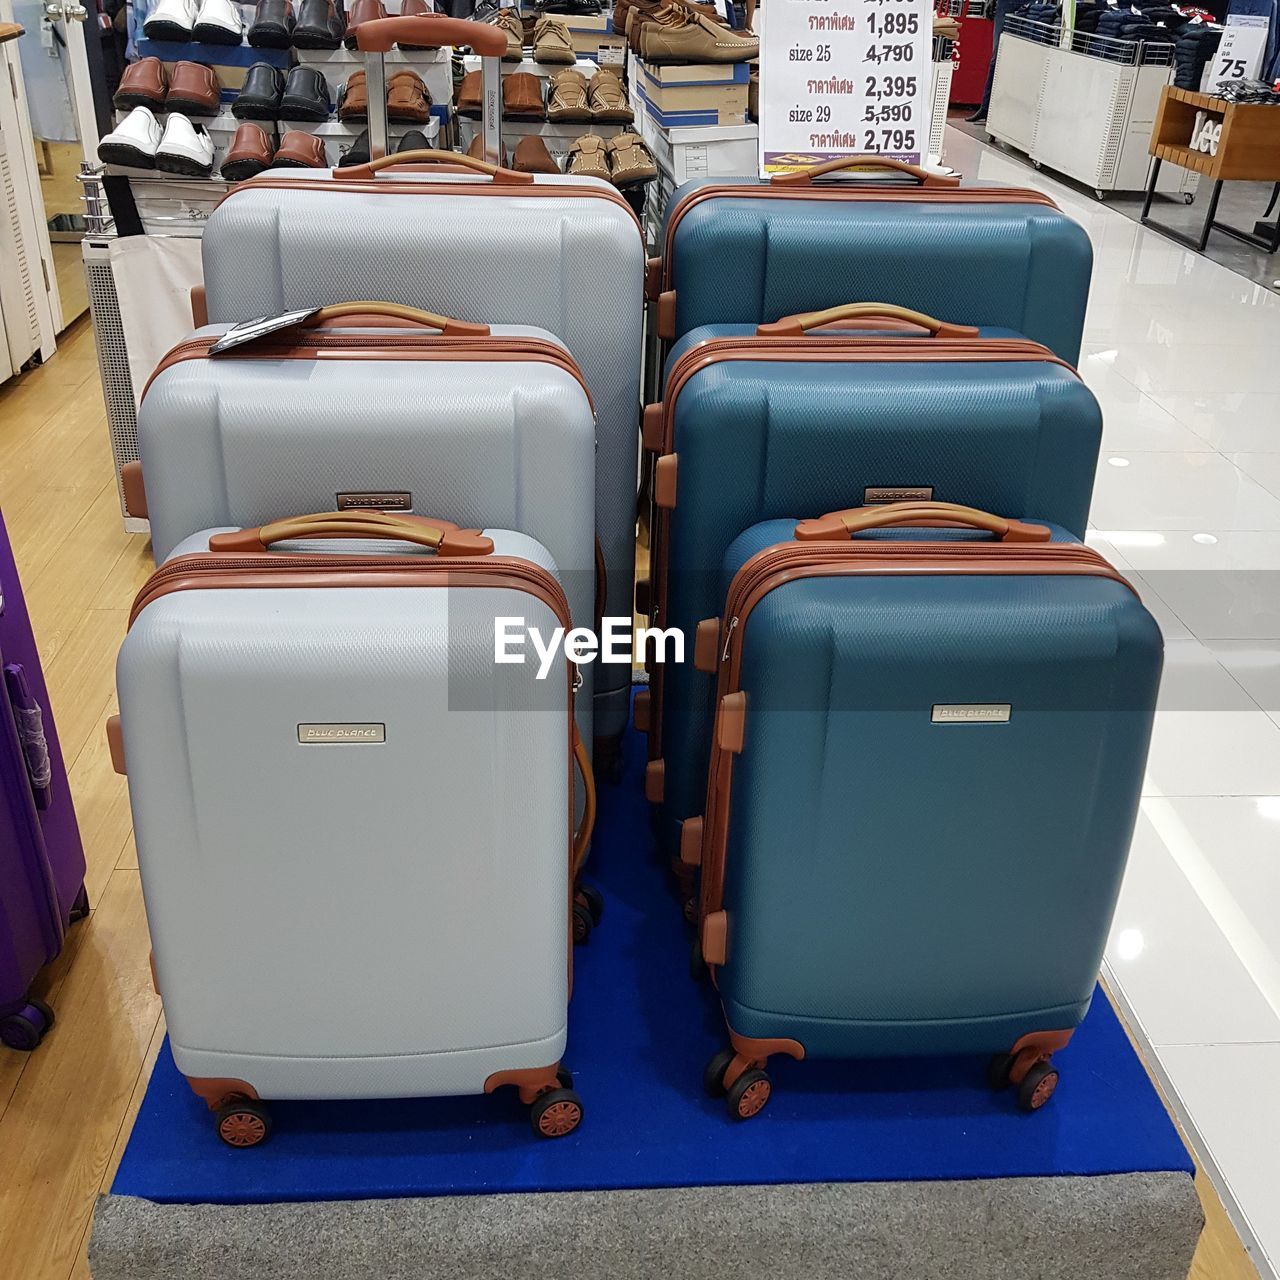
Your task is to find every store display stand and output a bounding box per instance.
[1142,85,1280,253]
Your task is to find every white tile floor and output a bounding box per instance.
[945,126,1280,1280]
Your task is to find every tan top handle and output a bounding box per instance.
[794,501,1052,543]
[771,155,960,188]
[354,13,506,56]
[208,510,496,557]
[333,149,535,186]
[756,303,979,339]
[300,302,490,337]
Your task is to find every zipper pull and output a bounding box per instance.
[721,617,738,663]
[572,664,584,694]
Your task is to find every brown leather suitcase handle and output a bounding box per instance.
[354,13,506,55]
[794,501,1052,543]
[771,156,960,188]
[208,511,495,556]
[756,303,979,339]
[333,149,534,185]
[302,302,490,336]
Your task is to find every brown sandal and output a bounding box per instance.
[338,70,368,121]
[387,70,432,123]
[606,131,657,188]
[547,69,592,122]
[566,133,611,183]
[588,67,633,123]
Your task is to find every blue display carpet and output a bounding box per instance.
[113,698,1191,1206]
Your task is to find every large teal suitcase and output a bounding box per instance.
[650,158,1093,363]
[688,503,1161,1121]
[640,306,1103,868]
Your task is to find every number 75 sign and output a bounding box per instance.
[1209,17,1269,91]
[758,0,933,176]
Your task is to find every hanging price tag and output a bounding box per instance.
[1209,16,1269,89]
[759,0,933,176]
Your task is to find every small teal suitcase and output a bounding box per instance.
[640,306,1103,870]
[651,158,1093,363]
[688,503,1161,1120]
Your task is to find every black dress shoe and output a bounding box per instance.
[232,63,285,119]
[281,66,332,121]
[966,111,987,123]
[248,0,294,47]
[537,0,601,12]
[338,128,370,167]
[292,0,345,47]
[396,128,432,153]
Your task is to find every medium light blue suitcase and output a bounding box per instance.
[639,307,1103,868]
[651,158,1093,363]
[687,503,1161,1120]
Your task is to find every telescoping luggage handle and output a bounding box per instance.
[333,150,534,186]
[206,510,497,557]
[355,15,503,165]
[794,501,1053,544]
[755,303,979,340]
[770,155,961,188]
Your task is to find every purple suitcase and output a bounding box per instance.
[0,508,87,1051]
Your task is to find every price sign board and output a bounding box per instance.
[759,0,933,176]
[1209,16,1270,89]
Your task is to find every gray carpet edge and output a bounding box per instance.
[89,1172,1203,1280]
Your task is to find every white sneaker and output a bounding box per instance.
[156,113,216,177]
[142,0,198,41]
[98,105,162,169]
[192,0,246,44]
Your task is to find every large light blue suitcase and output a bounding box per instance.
[687,503,1161,1120]
[640,307,1103,867]
[651,158,1093,363]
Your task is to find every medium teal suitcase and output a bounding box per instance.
[639,307,1103,869]
[687,503,1161,1121]
[651,158,1093,363]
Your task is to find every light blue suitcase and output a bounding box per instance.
[651,158,1093,363]
[687,503,1161,1120]
[640,307,1103,870]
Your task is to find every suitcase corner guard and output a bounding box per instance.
[702,909,727,966]
[119,462,148,520]
[106,714,126,775]
[633,688,651,734]
[642,402,664,454]
[716,692,747,754]
[656,291,676,342]
[644,758,665,804]
[653,455,678,510]
[679,815,703,868]
[693,619,720,673]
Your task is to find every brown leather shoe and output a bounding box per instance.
[514,134,560,174]
[467,134,508,166]
[566,132,610,182]
[640,7,757,62]
[397,0,441,49]
[387,69,432,122]
[606,130,656,187]
[165,61,221,116]
[547,68,591,122]
[343,0,387,48]
[532,14,575,63]
[273,129,328,167]
[491,6,525,60]
[502,71,545,120]
[456,69,483,119]
[114,56,168,110]
[221,122,275,180]
[338,70,369,120]
[588,66,632,122]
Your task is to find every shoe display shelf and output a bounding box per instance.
[986,16,1198,200]
[457,115,629,164]
[132,35,290,93]
[929,37,953,163]
[296,45,453,111]
[461,53,609,82]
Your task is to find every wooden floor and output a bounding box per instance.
[0,318,1261,1279]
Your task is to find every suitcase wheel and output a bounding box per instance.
[1017,1062,1060,1113]
[572,883,604,945]
[703,1049,736,1098]
[0,996,55,1052]
[986,1052,1016,1091]
[216,1098,273,1148]
[530,1087,584,1139]
[726,1068,772,1121]
[68,884,91,924]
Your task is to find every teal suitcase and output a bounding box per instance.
[688,503,1161,1121]
[639,307,1103,871]
[651,158,1093,363]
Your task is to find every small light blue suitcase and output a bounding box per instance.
[639,306,1103,869]
[688,503,1161,1120]
[651,158,1093,363]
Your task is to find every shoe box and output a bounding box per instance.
[294,45,453,112]
[628,56,750,128]
[559,12,628,61]
[633,109,758,184]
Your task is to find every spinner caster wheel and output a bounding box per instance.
[68,885,90,923]
[726,1068,772,1120]
[572,901,594,945]
[576,882,604,925]
[0,996,55,1051]
[1017,1061,1059,1112]
[216,1099,272,1148]
[703,1049,736,1098]
[987,1052,1015,1091]
[531,1087,583,1138]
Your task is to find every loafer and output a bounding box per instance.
[514,134,559,174]
[502,71,544,120]
[532,14,576,63]
[338,128,370,166]
[165,61,221,116]
[274,129,329,167]
[143,0,196,41]
[566,132,610,182]
[281,65,332,120]
[537,0,600,12]
[588,66,632,122]
[397,0,440,49]
[343,0,387,48]
[221,122,275,180]
[456,69,483,119]
[248,0,294,47]
[192,0,245,45]
[293,0,345,48]
[547,68,591,122]
[156,113,215,176]
[396,127,433,152]
[467,134,508,166]
[491,7,525,61]
[387,69,431,123]
[606,130,656,188]
[113,56,167,110]
[640,7,756,62]
[233,63,285,118]
[97,105,162,168]
[338,70,369,120]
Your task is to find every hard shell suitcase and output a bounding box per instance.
[0,508,88,1051]
[111,512,594,1144]
[639,305,1103,864]
[199,14,647,752]
[651,157,1094,362]
[690,503,1161,1120]
[127,302,598,754]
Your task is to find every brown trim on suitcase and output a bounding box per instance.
[186,1077,260,1111]
[483,1063,567,1105]
[120,461,148,519]
[1008,1029,1075,1084]
[106,714,126,775]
